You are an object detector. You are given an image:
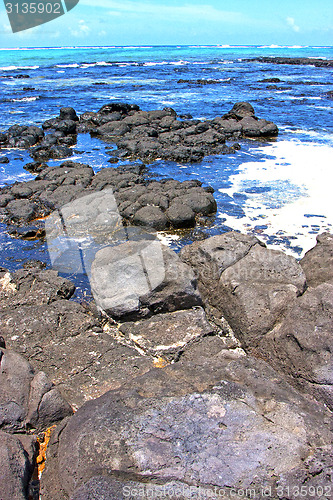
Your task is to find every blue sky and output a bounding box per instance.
[0,0,332,47]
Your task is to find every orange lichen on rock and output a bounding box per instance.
[36,425,56,477]
[153,357,169,368]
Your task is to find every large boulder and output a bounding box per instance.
[228,101,255,119]
[257,283,333,410]
[217,244,306,348]
[90,240,202,320]
[41,354,332,500]
[180,232,306,349]
[300,232,333,287]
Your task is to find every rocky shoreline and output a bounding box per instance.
[244,56,333,68]
[0,101,278,165]
[0,100,332,499]
[0,101,279,240]
[1,230,332,500]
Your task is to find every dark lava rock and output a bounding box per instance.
[300,232,333,286]
[257,283,333,410]
[246,56,333,68]
[23,161,48,173]
[180,232,306,349]
[90,240,202,320]
[31,144,73,161]
[41,353,332,500]
[177,78,222,85]
[2,102,278,169]
[0,161,217,235]
[258,77,282,83]
[132,205,169,230]
[90,101,278,162]
[5,198,37,223]
[226,101,255,119]
[56,119,77,135]
[0,156,9,163]
[0,430,37,500]
[60,107,79,122]
[0,124,44,148]
[166,200,196,228]
[0,348,72,432]
[175,190,217,215]
[1,268,154,409]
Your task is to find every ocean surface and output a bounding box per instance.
[0,45,332,292]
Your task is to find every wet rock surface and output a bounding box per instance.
[41,354,332,500]
[90,101,278,162]
[0,101,278,166]
[0,161,217,232]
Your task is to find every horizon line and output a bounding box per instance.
[1,44,333,50]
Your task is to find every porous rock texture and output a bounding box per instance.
[0,266,155,409]
[41,353,332,500]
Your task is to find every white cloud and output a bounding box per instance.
[69,19,91,37]
[286,17,300,33]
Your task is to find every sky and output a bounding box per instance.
[0,0,332,48]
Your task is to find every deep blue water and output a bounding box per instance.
[0,45,332,297]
